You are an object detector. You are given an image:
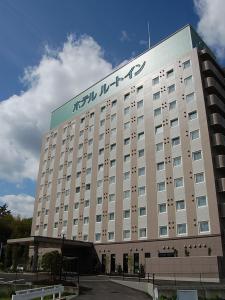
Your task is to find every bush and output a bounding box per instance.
[41,251,61,275]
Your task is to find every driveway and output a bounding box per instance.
[78,276,151,300]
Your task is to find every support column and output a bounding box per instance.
[32,243,39,272]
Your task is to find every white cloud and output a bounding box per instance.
[120,30,131,42]
[0,194,35,218]
[0,34,112,182]
[194,0,225,58]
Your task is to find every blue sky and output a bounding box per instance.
[0,0,224,217]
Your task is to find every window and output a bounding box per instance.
[156,161,165,171]
[95,233,101,241]
[170,118,178,127]
[156,142,164,152]
[186,92,195,103]
[124,107,130,115]
[99,148,104,155]
[86,183,91,190]
[124,137,130,145]
[192,150,202,161]
[67,175,71,181]
[99,133,104,140]
[195,172,204,183]
[111,128,116,136]
[137,85,143,93]
[84,200,90,207]
[89,125,94,133]
[124,190,130,199]
[74,203,79,209]
[97,197,102,204]
[101,106,106,113]
[109,176,115,184]
[197,195,207,207]
[138,131,144,140]
[124,210,130,218]
[137,115,144,125]
[111,113,116,122]
[190,129,200,140]
[152,76,159,85]
[79,130,84,137]
[124,93,130,101]
[174,177,184,188]
[139,228,147,238]
[97,180,102,187]
[177,223,187,235]
[90,112,95,119]
[73,219,78,225]
[86,168,91,175]
[55,207,59,213]
[100,119,105,127]
[45,209,49,215]
[108,232,115,240]
[124,121,130,129]
[109,212,115,220]
[109,194,115,202]
[98,164,104,172]
[123,230,131,240]
[78,144,83,150]
[110,159,116,167]
[84,217,89,224]
[96,215,102,222]
[139,207,146,216]
[153,91,160,100]
[158,203,167,213]
[188,110,197,120]
[64,205,68,211]
[110,143,116,151]
[63,220,67,227]
[176,200,185,211]
[184,75,192,86]
[155,124,163,134]
[76,187,80,193]
[137,99,144,109]
[199,221,210,233]
[138,167,145,176]
[111,99,117,107]
[183,59,191,69]
[83,235,88,241]
[138,149,145,157]
[124,154,130,162]
[173,156,181,167]
[124,171,130,180]
[166,69,174,78]
[159,226,168,237]
[168,84,175,93]
[172,136,180,146]
[157,181,165,192]
[138,186,145,196]
[154,107,162,117]
[72,236,77,240]
[169,100,177,110]
[80,117,85,124]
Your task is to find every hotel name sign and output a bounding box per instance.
[72,61,146,113]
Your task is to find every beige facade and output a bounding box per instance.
[31,26,225,278]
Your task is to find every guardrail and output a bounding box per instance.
[11,284,64,300]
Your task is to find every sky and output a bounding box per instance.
[0,0,225,218]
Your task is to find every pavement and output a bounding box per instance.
[78,275,151,299]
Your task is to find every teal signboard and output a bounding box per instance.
[50,25,208,129]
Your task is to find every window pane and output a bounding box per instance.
[159,226,168,236]
[157,161,165,171]
[154,107,161,117]
[168,84,175,93]
[195,172,204,183]
[156,142,164,152]
[173,156,181,167]
[192,150,202,161]
[188,110,197,120]
[155,124,163,134]
[157,181,165,191]
[190,129,200,140]
[176,200,185,211]
[153,91,160,100]
[158,203,166,213]
[174,177,183,188]
[177,223,187,235]
[183,60,191,69]
[186,92,195,103]
[199,221,209,233]
[152,76,159,85]
[197,195,207,207]
[172,137,180,146]
[169,100,177,110]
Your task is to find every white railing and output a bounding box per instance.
[12,285,64,300]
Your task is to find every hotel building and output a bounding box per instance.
[31,25,225,278]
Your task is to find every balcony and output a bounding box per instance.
[219,203,225,217]
[209,113,225,132]
[202,60,225,88]
[205,77,225,100]
[215,155,225,169]
[217,178,225,192]
[212,133,225,148]
[207,94,225,114]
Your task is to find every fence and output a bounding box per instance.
[11,285,64,300]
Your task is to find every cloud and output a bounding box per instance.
[194,0,225,58]
[120,30,131,42]
[0,194,35,218]
[0,34,112,183]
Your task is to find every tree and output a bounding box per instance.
[0,204,11,218]
[41,251,61,278]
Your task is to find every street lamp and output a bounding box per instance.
[59,229,66,281]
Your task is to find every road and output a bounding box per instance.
[78,276,151,300]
